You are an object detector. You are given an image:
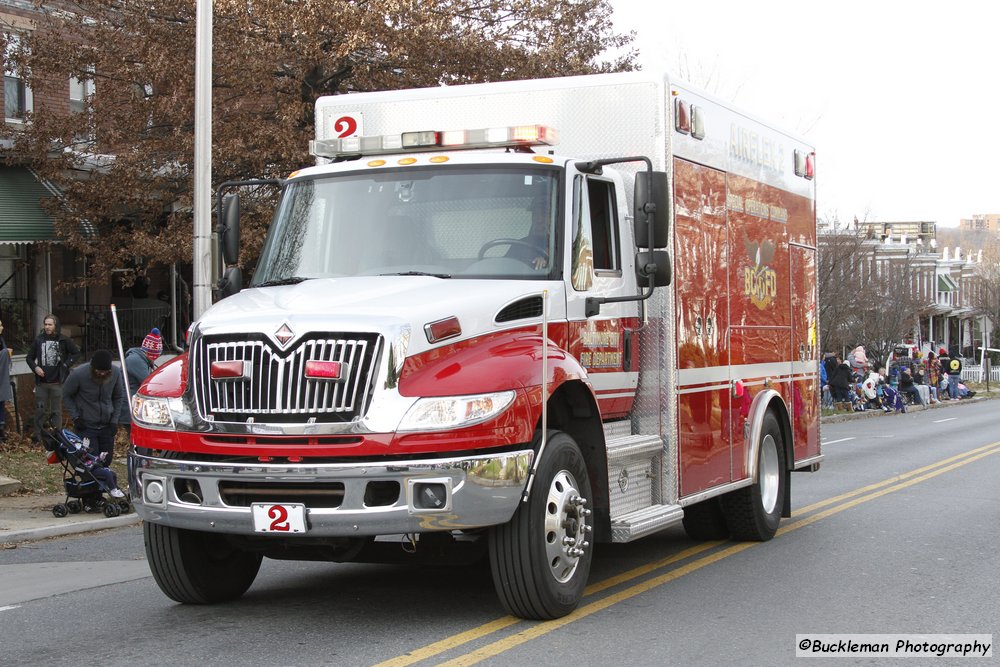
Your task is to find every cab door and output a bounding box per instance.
[563,166,641,420]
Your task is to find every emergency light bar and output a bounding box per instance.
[310,125,559,159]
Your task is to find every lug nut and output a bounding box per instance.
[563,536,577,546]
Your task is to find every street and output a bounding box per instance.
[2,399,998,666]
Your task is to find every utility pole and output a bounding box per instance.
[192,0,213,319]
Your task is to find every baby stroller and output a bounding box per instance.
[41,427,131,518]
[881,384,907,413]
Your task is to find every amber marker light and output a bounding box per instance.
[429,156,450,163]
[425,316,462,344]
[398,157,418,165]
[367,159,386,167]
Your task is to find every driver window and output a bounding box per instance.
[572,175,621,291]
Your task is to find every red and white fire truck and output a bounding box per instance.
[129,72,821,620]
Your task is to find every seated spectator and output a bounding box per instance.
[829,357,853,407]
[897,367,924,406]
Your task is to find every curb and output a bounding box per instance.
[0,513,141,546]
[0,477,22,496]
[820,394,992,424]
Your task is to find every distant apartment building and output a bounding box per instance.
[959,213,1000,233]
[857,220,937,247]
[819,219,989,360]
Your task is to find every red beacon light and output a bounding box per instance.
[794,150,816,180]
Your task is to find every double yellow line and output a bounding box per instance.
[378,440,1000,667]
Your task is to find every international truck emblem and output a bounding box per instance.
[274,323,295,347]
[743,238,778,310]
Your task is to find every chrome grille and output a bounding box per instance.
[193,333,382,423]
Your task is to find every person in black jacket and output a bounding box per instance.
[829,357,853,404]
[25,314,80,439]
[944,353,963,400]
[897,367,924,405]
[63,349,123,477]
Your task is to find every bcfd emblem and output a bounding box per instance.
[743,238,777,310]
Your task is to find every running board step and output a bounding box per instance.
[606,433,663,465]
[610,503,684,543]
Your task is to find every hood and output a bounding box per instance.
[197,276,563,355]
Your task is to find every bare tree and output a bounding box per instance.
[1,0,636,286]
[818,211,923,367]
[973,238,1000,351]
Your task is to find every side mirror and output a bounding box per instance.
[633,171,669,249]
[221,194,241,266]
[219,266,243,298]
[635,250,671,287]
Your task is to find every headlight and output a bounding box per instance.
[398,390,516,432]
[132,394,174,428]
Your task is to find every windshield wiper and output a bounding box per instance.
[379,271,452,278]
[255,276,310,288]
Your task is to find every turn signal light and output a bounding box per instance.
[425,316,462,344]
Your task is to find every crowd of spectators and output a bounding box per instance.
[820,345,977,414]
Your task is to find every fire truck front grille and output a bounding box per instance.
[192,333,382,423]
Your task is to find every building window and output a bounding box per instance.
[4,33,33,122]
[69,73,95,114]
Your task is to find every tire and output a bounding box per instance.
[118,499,132,513]
[722,411,786,541]
[682,498,730,540]
[103,503,121,518]
[488,431,593,620]
[144,522,262,604]
[67,500,82,514]
[52,504,68,518]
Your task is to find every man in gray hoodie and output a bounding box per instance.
[63,349,123,468]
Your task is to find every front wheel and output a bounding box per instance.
[488,431,593,620]
[144,523,262,604]
[722,411,786,541]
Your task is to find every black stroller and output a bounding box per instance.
[41,426,131,518]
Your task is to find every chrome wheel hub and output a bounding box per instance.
[759,434,780,515]
[543,469,591,583]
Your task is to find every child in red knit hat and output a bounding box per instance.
[141,328,163,361]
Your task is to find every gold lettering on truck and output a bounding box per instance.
[743,237,778,309]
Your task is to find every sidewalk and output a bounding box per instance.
[821,391,993,423]
[0,491,140,546]
[1,392,993,546]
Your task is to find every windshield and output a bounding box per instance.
[252,165,561,285]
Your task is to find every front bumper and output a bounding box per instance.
[129,448,533,537]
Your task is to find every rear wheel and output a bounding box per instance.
[488,431,593,620]
[66,500,82,514]
[144,522,262,604]
[52,504,68,518]
[722,412,786,541]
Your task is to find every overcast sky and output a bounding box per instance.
[611,1,999,227]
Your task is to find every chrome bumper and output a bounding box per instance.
[129,449,533,537]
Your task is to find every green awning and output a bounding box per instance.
[0,167,57,244]
[937,274,958,292]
